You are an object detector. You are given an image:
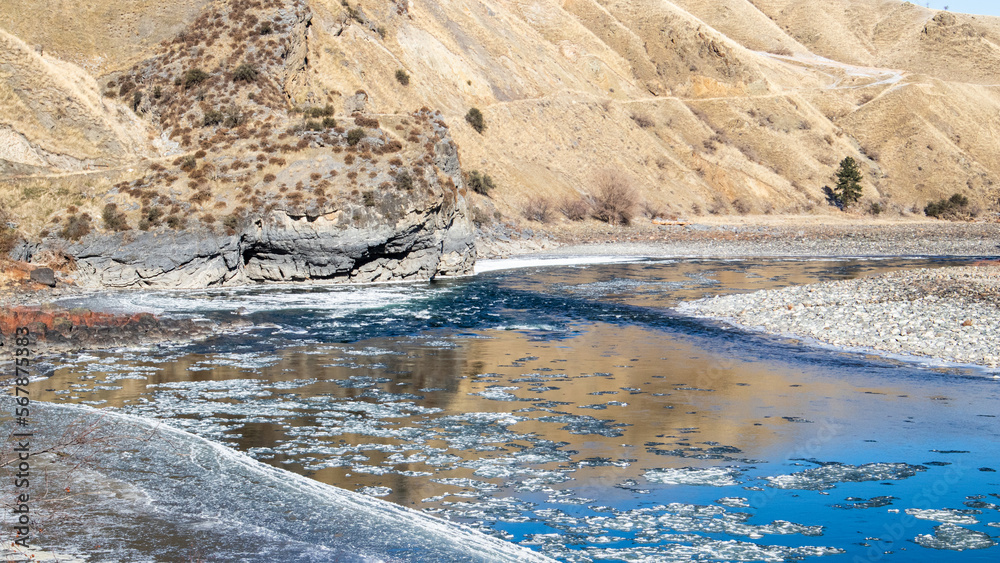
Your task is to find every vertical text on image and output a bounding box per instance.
[8,326,33,551]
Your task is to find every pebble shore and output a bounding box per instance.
[677,265,1000,369]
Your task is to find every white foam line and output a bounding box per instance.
[475,255,644,273]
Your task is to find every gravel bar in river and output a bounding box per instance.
[677,264,1000,369]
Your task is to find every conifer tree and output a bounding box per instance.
[834,156,863,207]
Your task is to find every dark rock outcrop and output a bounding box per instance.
[29,267,55,287]
[54,197,474,288]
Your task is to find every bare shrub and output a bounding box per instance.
[61,214,92,240]
[0,205,19,254]
[559,197,590,221]
[731,198,752,215]
[523,197,552,223]
[354,115,379,128]
[631,113,655,128]
[708,196,730,215]
[101,204,130,231]
[590,169,637,225]
[640,200,664,219]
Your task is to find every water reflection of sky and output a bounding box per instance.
[41,258,1000,561]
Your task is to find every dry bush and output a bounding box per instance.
[731,198,752,215]
[0,205,20,254]
[559,197,590,221]
[708,196,730,215]
[101,204,130,231]
[61,214,92,241]
[631,113,655,128]
[354,116,379,128]
[590,169,637,225]
[523,197,552,223]
[640,200,664,220]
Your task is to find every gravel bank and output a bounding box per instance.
[677,265,1000,369]
[524,221,1000,258]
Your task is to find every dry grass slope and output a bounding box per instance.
[2,0,1000,243]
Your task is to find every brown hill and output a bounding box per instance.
[2,0,999,253]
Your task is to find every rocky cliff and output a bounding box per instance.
[2,0,475,288]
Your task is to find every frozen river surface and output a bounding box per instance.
[19,257,1000,561]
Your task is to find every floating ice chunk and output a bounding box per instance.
[536,414,630,437]
[765,462,926,490]
[469,387,527,401]
[716,497,750,508]
[833,496,897,509]
[357,486,392,497]
[644,467,744,487]
[905,508,982,525]
[431,478,500,492]
[914,523,996,550]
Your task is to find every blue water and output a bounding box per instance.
[32,257,1000,561]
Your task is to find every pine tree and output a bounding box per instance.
[834,156,863,207]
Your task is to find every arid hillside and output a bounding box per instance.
[2,0,999,253]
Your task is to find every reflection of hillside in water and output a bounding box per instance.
[38,320,925,510]
[32,256,999,561]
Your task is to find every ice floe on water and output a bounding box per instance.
[905,508,982,524]
[357,486,393,497]
[833,496,897,510]
[913,523,996,550]
[519,502,842,562]
[644,467,745,487]
[716,497,750,508]
[765,462,926,490]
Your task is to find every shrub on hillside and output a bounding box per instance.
[394,171,413,191]
[631,113,654,128]
[523,197,552,223]
[183,68,210,89]
[559,197,590,221]
[203,109,225,126]
[354,115,379,128]
[101,204,130,231]
[303,105,334,118]
[61,214,92,241]
[347,128,366,146]
[395,70,410,86]
[233,63,259,83]
[590,169,637,225]
[465,108,485,133]
[466,170,495,196]
[165,215,186,230]
[925,193,974,219]
[0,206,19,254]
[138,206,164,231]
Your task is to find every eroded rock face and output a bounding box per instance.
[58,196,474,289]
